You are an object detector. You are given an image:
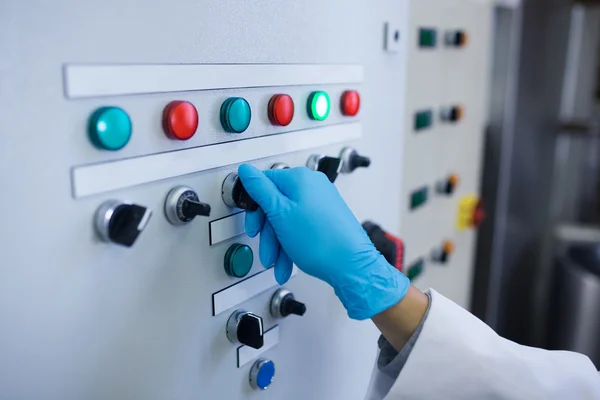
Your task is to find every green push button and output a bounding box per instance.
[307,91,331,121]
[414,110,433,131]
[419,28,437,48]
[224,243,254,278]
[88,106,132,150]
[220,97,252,133]
[410,186,429,210]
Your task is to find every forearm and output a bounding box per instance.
[371,285,429,351]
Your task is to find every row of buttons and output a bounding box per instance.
[410,174,460,210]
[88,90,361,151]
[415,105,463,131]
[419,28,468,48]
[93,147,371,248]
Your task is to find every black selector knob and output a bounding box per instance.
[95,200,152,247]
[270,288,307,318]
[340,147,371,174]
[165,186,211,225]
[226,310,264,349]
[222,173,259,211]
[306,155,342,183]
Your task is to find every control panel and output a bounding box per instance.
[399,0,493,307]
[0,0,492,398]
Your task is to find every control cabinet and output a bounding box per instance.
[400,0,493,307]
[0,0,492,398]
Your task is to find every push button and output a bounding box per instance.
[249,359,275,390]
[88,106,132,150]
[307,91,331,121]
[220,97,251,133]
[163,101,198,140]
[268,94,294,126]
[340,90,360,116]
[224,243,254,278]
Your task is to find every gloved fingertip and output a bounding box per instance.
[259,221,279,268]
[274,250,293,285]
[238,163,261,179]
[244,209,265,238]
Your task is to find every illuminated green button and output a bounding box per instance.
[220,97,252,133]
[224,243,254,278]
[88,106,132,150]
[307,91,331,121]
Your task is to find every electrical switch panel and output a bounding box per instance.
[400,0,493,307]
[0,0,493,398]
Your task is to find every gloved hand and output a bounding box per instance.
[237,164,410,320]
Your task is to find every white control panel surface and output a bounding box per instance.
[401,0,493,307]
[0,1,408,399]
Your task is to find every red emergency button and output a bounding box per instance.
[163,101,199,140]
[341,90,360,117]
[268,94,294,126]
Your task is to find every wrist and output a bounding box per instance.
[372,286,429,351]
[333,255,410,320]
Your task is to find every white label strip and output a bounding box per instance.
[72,123,361,198]
[210,212,246,246]
[237,326,280,368]
[213,267,298,316]
[65,64,364,98]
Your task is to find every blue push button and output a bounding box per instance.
[88,106,132,150]
[249,358,275,390]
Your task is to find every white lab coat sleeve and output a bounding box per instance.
[366,289,600,400]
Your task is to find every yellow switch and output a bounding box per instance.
[457,194,479,231]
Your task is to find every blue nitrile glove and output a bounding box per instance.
[237,164,410,320]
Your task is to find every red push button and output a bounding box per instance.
[268,94,294,126]
[163,101,198,140]
[341,90,360,116]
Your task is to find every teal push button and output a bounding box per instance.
[220,97,251,133]
[88,106,132,150]
[224,243,254,278]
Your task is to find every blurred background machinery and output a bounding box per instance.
[472,0,600,363]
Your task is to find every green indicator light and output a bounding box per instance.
[419,28,437,48]
[88,106,132,150]
[224,243,254,278]
[410,187,429,210]
[414,110,433,131]
[406,258,424,281]
[220,97,252,133]
[307,91,331,121]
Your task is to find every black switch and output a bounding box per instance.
[165,186,211,225]
[270,288,306,318]
[237,313,264,349]
[222,173,259,211]
[307,154,342,182]
[226,310,264,350]
[95,200,152,247]
[181,199,211,219]
[281,296,306,317]
[340,147,371,174]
